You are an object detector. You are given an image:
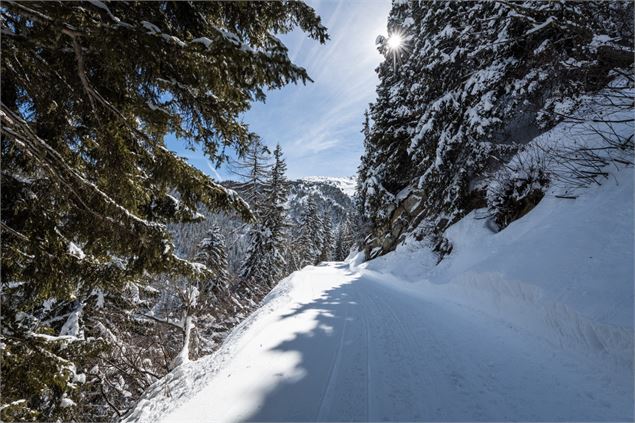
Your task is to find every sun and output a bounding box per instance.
[387,33,403,50]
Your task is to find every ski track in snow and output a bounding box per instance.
[128,262,633,422]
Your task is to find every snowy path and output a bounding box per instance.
[153,262,632,422]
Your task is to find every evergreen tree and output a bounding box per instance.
[334,217,354,261]
[318,213,335,262]
[354,110,373,248]
[297,196,324,266]
[194,226,231,299]
[242,144,289,287]
[356,110,372,220]
[229,136,272,212]
[1,2,327,420]
[358,1,633,258]
[237,137,270,286]
[261,145,291,285]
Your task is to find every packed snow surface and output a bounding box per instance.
[126,169,633,422]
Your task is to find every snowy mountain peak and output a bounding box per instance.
[300,176,356,197]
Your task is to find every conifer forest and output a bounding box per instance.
[1,1,633,422]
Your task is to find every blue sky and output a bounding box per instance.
[166,0,391,180]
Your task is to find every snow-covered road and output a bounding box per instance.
[148,262,632,422]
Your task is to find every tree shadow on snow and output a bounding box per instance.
[238,262,634,422]
[242,263,372,422]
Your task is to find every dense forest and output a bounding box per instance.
[357,0,633,258]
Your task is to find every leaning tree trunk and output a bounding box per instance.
[170,314,194,369]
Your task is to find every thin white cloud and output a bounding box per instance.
[205,161,222,181]
[243,0,391,177]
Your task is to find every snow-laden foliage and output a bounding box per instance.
[241,143,291,288]
[170,175,354,279]
[334,217,355,261]
[296,197,325,267]
[1,2,328,421]
[357,0,633,257]
[318,213,335,262]
[486,145,550,230]
[194,227,231,291]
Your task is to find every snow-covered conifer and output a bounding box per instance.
[195,226,231,298]
[230,136,272,213]
[358,1,633,258]
[242,144,289,287]
[318,213,335,262]
[334,218,355,261]
[297,197,324,266]
[0,2,327,419]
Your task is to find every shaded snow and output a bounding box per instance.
[59,397,76,409]
[68,242,85,260]
[60,305,83,338]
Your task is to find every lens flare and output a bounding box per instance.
[387,33,403,50]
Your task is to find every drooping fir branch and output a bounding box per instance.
[1,2,328,420]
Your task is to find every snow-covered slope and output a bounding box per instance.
[363,165,633,364]
[125,166,633,422]
[170,176,355,265]
[286,177,355,228]
[300,176,356,198]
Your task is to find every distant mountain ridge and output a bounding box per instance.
[287,177,355,229]
[170,176,355,261]
[299,176,356,198]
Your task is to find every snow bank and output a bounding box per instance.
[361,165,633,366]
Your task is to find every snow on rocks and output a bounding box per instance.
[363,165,633,366]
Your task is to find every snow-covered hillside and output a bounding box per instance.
[300,176,356,197]
[171,176,354,261]
[124,162,633,422]
[286,177,355,230]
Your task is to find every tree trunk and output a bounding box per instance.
[170,314,194,369]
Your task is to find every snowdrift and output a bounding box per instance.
[360,164,633,367]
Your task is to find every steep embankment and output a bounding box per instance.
[363,164,633,366]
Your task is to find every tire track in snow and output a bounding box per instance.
[365,277,510,420]
[360,284,429,420]
[366,277,545,420]
[315,296,350,421]
[353,282,374,421]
